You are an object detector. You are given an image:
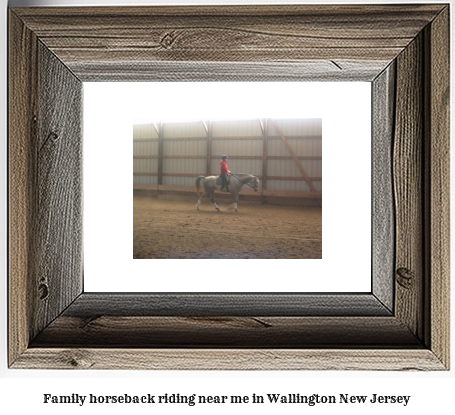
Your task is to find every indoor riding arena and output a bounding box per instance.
[133,118,322,259]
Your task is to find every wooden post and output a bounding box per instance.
[270,118,316,192]
[157,120,163,185]
[205,120,212,176]
[262,118,268,192]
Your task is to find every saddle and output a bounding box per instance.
[216,174,231,186]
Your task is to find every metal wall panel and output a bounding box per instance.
[163,121,207,138]
[133,159,155,173]
[212,119,262,137]
[161,123,207,184]
[163,176,198,187]
[133,141,158,157]
[265,118,322,192]
[211,138,263,156]
[163,139,206,156]
[133,175,157,185]
[133,123,158,139]
[163,158,205,175]
[268,118,322,137]
[133,123,157,185]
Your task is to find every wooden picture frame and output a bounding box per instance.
[8,4,449,370]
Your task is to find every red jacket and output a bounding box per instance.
[220,161,229,174]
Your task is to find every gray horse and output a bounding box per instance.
[196,173,259,212]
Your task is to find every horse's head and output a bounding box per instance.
[253,176,259,192]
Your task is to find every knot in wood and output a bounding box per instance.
[160,31,180,49]
[38,282,49,300]
[60,350,94,369]
[396,267,414,289]
[48,132,59,142]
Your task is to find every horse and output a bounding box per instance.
[196,173,259,212]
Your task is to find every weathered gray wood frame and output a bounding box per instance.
[8,5,449,370]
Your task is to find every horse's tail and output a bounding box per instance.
[195,176,205,197]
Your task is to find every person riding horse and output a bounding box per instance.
[220,155,231,192]
[196,172,259,212]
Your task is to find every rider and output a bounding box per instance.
[220,155,231,192]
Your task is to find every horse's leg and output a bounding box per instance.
[196,191,205,210]
[229,192,239,212]
[210,191,220,211]
[233,193,239,212]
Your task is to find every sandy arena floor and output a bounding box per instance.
[133,195,322,259]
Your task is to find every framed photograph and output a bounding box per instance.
[85,81,370,293]
[8,4,449,370]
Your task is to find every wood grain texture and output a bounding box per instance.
[13,349,445,371]
[32,43,83,339]
[68,61,389,82]
[55,293,391,317]
[425,6,450,369]
[393,34,424,340]
[372,63,395,312]
[8,11,38,366]
[11,5,445,82]
[32,316,419,349]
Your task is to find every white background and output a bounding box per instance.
[1,0,454,414]
[84,82,371,293]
